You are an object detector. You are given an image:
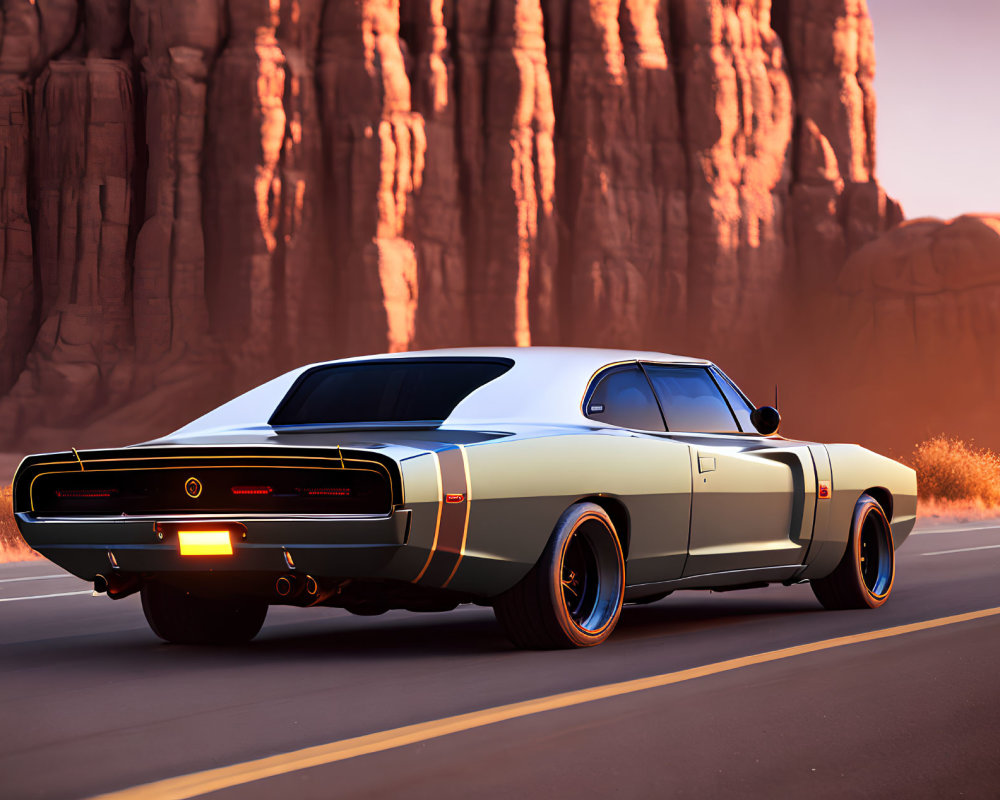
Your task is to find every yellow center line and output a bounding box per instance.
[89,606,1000,800]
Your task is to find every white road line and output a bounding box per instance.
[0,590,93,603]
[913,523,1000,535]
[921,544,1000,557]
[0,574,68,584]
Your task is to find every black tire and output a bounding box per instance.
[343,604,389,616]
[811,493,895,610]
[141,581,268,644]
[493,502,625,649]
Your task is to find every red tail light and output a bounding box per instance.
[55,489,117,498]
[231,486,273,496]
[300,488,351,497]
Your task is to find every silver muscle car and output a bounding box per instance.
[13,348,917,649]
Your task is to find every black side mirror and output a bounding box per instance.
[750,405,781,436]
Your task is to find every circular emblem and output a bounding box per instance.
[184,477,202,499]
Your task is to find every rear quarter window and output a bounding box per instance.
[585,365,665,431]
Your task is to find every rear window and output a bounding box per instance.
[269,358,513,426]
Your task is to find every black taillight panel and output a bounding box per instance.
[16,447,400,517]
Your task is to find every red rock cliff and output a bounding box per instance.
[0,0,905,449]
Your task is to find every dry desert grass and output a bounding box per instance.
[909,436,1000,519]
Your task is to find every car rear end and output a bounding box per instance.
[12,352,566,643]
[11,444,440,605]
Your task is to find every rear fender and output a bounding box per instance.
[799,444,917,580]
[439,431,691,596]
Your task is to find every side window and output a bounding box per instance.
[711,368,755,433]
[643,365,739,433]
[585,366,665,431]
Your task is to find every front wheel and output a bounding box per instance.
[811,493,895,610]
[141,581,268,644]
[493,502,625,649]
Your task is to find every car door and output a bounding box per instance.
[642,363,817,577]
[584,363,692,585]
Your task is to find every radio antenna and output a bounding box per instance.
[774,384,779,411]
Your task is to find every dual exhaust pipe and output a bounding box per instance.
[93,572,334,605]
[275,574,336,606]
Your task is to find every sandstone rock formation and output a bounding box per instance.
[0,0,913,451]
[825,215,1000,452]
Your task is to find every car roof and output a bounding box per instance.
[167,347,713,436]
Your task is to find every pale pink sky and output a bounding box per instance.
[868,0,1000,219]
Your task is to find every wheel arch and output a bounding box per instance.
[575,495,630,561]
[863,486,894,522]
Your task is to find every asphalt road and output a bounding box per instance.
[1,518,998,800]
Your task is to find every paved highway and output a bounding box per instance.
[1,518,998,799]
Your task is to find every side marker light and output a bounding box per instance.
[818,481,832,500]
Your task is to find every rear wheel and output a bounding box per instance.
[141,581,268,644]
[811,493,895,610]
[493,502,625,649]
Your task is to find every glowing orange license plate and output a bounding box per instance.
[177,530,233,556]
